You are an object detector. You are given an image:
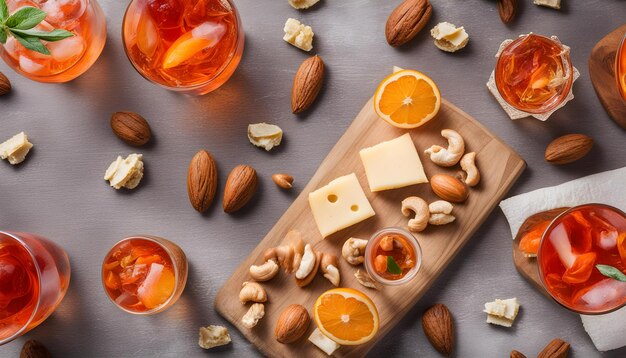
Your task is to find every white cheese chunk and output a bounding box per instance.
[534,0,561,9]
[309,328,340,355]
[430,22,469,52]
[0,132,33,165]
[198,325,231,349]
[104,153,144,190]
[484,300,507,317]
[486,314,514,327]
[289,0,320,9]
[359,133,428,192]
[484,297,520,327]
[248,123,283,151]
[283,18,314,51]
[309,173,375,238]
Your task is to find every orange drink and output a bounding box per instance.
[122,0,244,94]
[364,228,422,285]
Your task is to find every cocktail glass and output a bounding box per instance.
[0,231,71,345]
[0,0,107,83]
[538,204,626,315]
[102,235,188,315]
[122,0,244,95]
[616,33,626,101]
[364,227,422,286]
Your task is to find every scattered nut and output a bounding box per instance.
[0,132,33,165]
[288,0,320,9]
[239,281,267,304]
[295,251,321,287]
[248,123,283,151]
[283,18,314,51]
[275,304,311,344]
[242,303,265,329]
[272,173,294,189]
[223,165,257,213]
[424,129,465,167]
[249,259,280,281]
[428,200,455,225]
[342,238,368,265]
[422,304,455,356]
[292,55,325,113]
[282,230,305,272]
[187,150,218,213]
[0,72,11,96]
[264,245,295,273]
[537,338,570,358]
[320,253,340,286]
[295,244,316,279]
[430,22,469,53]
[380,235,394,251]
[510,350,527,358]
[401,196,430,232]
[460,152,480,187]
[104,153,144,190]
[497,0,517,23]
[385,0,433,47]
[20,340,51,358]
[199,325,231,349]
[354,269,381,290]
[430,174,469,203]
[110,111,152,147]
[545,134,593,165]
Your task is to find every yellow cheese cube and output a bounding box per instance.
[308,173,375,238]
[359,133,428,192]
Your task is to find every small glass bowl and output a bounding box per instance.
[364,227,422,286]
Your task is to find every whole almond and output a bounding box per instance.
[292,55,325,113]
[385,0,432,47]
[430,174,469,203]
[272,173,294,189]
[545,134,593,165]
[187,150,218,213]
[223,165,257,213]
[20,340,52,358]
[275,304,310,344]
[537,338,570,358]
[510,350,527,358]
[111,111,152,146]
[0,72,11,96]
[422,304,454,356]
[497,0,517,24]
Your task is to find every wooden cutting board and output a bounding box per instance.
[589,24,626,129]
[215,98,526,357]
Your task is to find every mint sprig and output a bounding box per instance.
[387,256,402,275]
[0,0,73,55]
[596,264,626,282]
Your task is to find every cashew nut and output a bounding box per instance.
[295,252,321,287]
[241,303,265,329]
[460,152,480,187]
[320,253,340,287]
[401,196,430,232]
[354,269,381,290]
[424,129,465,167]
[264,245,295,273]
[379,235,394,251]
[428,200,455,225]
[249,259,280,282]
[295,244,315,279]
[239,281,267,304]
[342,238,368,265]
[283,230,305,272]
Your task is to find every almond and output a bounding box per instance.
[223,165,257,213]
[292,55,325,113]
[510,350,527,358]
[20,340,52,358]
[497,0,517,24]
[272,173,294,189]
[111,111,152,146]
[275,304,310,344]
[537,338,570,358]
[187,150,218,213]
[0,72,11,96]
[385,0,432,47]
[544,134,593,165]
[422,304,454,356]
[430,174,469,203]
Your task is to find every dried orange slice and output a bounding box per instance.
[313,288,379,346]
[374,69,441,128]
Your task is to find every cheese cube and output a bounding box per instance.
[0,132,33,165]
[534,0,560,9]
[283,18,314,51]
[359,133,428,192]
[484,301,507,317]
[484,297,520,328]
[308,328,340,355]
[309,173,375,238]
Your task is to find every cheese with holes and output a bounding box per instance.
[0,132,33,165]
[359,133,428,192]
[484,297,520,327]
[309,173,375,238]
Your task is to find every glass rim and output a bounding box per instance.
[364,227,422,286]
[494,33,574,114]
[101,235,184,315]
[537,203,626,315]
[615,32,626,101]
[0,231,43,345]
[121,0,243,92]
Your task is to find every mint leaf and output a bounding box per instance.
[596,264,626,282]
[11,28,73,41]
[387,256,402,275]
[0,0,9,23]
[10,31,49,55]
[6,6,46,30]
[0,28,6,44]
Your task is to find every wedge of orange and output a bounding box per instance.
[313,288,379,346]
[374,69,441,128]
[162,23,225,69]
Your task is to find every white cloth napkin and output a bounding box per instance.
[499,166,626,352]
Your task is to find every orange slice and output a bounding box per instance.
[374,69,441,128]
[562,252,596,284]
[162,22,225,69]
[519,220,550,257]
[313,288,379,346]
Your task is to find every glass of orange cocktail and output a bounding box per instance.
[0,0,107,82]
[538,204,626,314]
[102,235,188,315]
[364,227,422,286]
[122,0,244,95]
[0,231,71,345]
[616,33,626,101]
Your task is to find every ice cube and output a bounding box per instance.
[0,257,31,301]
[137,12,159,57]
[136,263,175,309]
[48,34,84,62]
[2,37,22,60]
[191,21,225,42]
[115,291,139,306]
[147,0,183,28]
[577,278,626,310]
[19,55,49,75]
[183,0,231,27]
[598,229,618,250]
[549,222,576,268]
[41,0,87,28]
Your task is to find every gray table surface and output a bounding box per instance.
[1,0,625,357]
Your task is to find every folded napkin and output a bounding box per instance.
[499,166,626,352]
